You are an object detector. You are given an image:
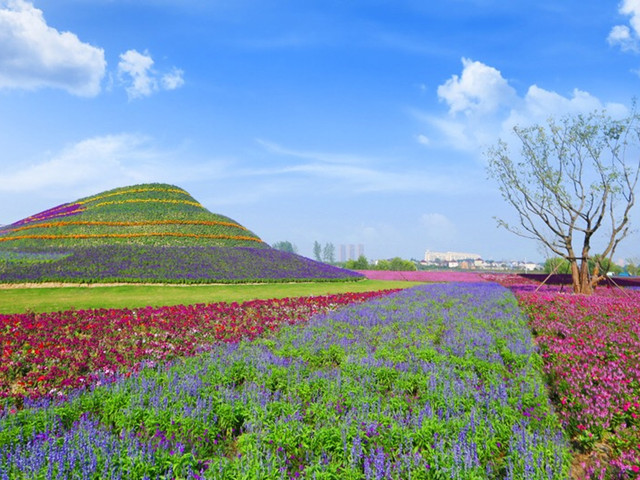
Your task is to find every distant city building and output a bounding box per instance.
[339,244,365,262]
[422,249,542,271]
[424,250,481,263]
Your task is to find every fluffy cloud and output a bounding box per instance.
[608,24,638,51]
[161,67,185,90]
[118,49,185,99]
[0,133,231,201]
[0,0,106,96]
[437,58,516,116]
[0,134,157,193]
[609,0,640,51]
[422,58,627,152]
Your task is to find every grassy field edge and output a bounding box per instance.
[0,279,423,314]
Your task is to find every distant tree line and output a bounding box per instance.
[344,255,417,271]
[271,241,298,254]
[313,241,336,264]
[543,255,640,276]
[274,240,419,271]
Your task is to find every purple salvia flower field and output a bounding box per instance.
[0,283,572,479]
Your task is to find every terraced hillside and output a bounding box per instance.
[0,184,265,248]
[0,184,362,284]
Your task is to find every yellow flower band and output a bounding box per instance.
[87,199,203,209]
[0,233,264,243]
[77,187,190,205]
[6,220,249,233]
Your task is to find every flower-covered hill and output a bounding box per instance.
[0,184,363,284]
[0,183,265,249]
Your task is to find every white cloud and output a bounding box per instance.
[423,58,628,153]
[118,50,156,99]
[118,49,184,99]
[0,0,106,96]
[620,0,640,34]
[0,133,235,224]
[503,86,620,129]
[255,139,476,195]
[416,134,430,146]
[0,133,227,199]
[609,0,640,51]
[0,134,155,193]
[437,57,517,116]
[161,67,185,90]
[608,24,638,51]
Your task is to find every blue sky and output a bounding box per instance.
[1,0,640,263]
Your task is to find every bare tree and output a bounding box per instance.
[487,109,640,294]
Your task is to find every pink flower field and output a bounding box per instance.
[357,269,541,286]
[514,287,640,478]
[357,269,485,282]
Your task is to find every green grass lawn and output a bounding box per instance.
[0,280,423,314]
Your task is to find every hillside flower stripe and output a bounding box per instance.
[4,219,251,234]
[0,232,264,243]
[76,186,192,205]
[86,198,203,209]
[2,203,85,229]
[0,245,362,284]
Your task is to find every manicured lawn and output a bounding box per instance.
[0,280,422,314]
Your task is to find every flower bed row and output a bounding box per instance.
[0,246,361,283]
[87,198,203,209]
[4,220,250,234]
[2,187,194,232]
[0,283,571,479]
[0,232,264,244]
[514,287,640,478]
[357,270,485,282]
[0,290,395,411]
[2,203,85,230]
[76,186,189,205]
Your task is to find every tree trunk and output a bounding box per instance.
[579,259,593,294]
[570,259,593,294]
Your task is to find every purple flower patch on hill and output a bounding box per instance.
[0,245,363,284]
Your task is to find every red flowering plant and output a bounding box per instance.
[0,290,397,411]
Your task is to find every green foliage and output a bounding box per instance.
[543,257,571,274]
[588,254,623,275]
[544,255,623,275]
[624,257,640,276]
[322,242,336,264]
[271,241,297,253]
[344,255,417,271]
[344,255,369,270]
[375,257,417,271]
[313,241,322,262]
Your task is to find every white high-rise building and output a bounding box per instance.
[424,250,481,263]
